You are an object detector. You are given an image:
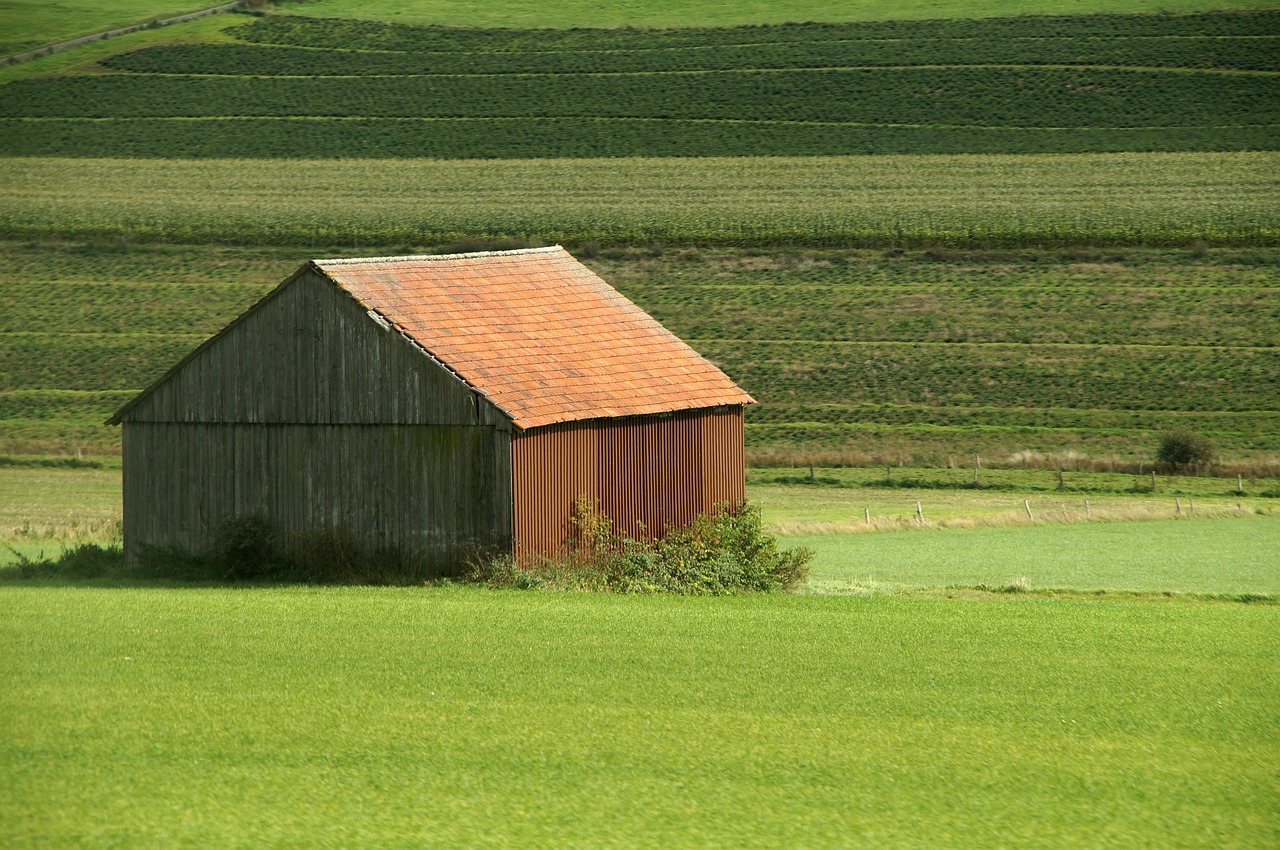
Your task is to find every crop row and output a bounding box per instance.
[632,285,1280,349]
[101,35,1280,76]
[739,423,1272,463]
[745,403,1280,436]
[0,242,300,284]
[229,11,1280,53]
[4,333,1273,418]
[6,242,1276,344]
[6,329,1275,414]
[0,391,135,423]
[2,239,1275,460]
[8,117,1277,162]
[6,255,1275,346]
[0,281,271,335]
[695,340,1280,414]
[6,67,1272,128]
[5,392,1276,451]
[0,333,204,392]
[3,153,1275,248]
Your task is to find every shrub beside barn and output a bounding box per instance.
[109,247,753,569]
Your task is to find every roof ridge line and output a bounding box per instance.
[317,245,564,265]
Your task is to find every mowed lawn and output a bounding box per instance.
[1,587,1276,849]
[798,516,1280,595]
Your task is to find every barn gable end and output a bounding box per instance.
[112,266,513,566]
[113,267,505,428]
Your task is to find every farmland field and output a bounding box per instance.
[267,0,1280,29]
[3,1,1278,846]
[1,586,1277,848]
[3,9,1277,159]
[0,0,227,56]
[3,237,1277,464]
[3,153,1276,247]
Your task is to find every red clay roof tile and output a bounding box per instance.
[315,247,752,430]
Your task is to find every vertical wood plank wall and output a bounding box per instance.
[123,422,511,569]
[511,406,745,559]
[119,271,513,568]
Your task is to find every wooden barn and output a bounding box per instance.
[109,246,754,568]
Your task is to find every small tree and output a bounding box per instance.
[1156,430,1214,469]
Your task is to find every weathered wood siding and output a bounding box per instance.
[119,268,512,567]
[121,268,505,427]
[510,406,745,559]
[122,422,509,569]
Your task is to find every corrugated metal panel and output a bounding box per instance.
[511,406,744,559]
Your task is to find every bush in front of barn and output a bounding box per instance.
[468,500,812,594]
[3,505,810,591]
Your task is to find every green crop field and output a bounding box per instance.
[1,587,1276,848]
[3,9,1277,159]
[266,0,1280,29]
[3,153,1276,247]
[3,238,1276,465]
[5,0,1270,58]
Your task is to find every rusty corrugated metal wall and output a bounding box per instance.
[511,406,745,559]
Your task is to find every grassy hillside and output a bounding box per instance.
[3,9,1277,158]
[3,240,1276,466]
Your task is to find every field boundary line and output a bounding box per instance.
[0,2,247,68]
[107,64,1280,78]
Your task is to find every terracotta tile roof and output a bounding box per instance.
[315,247,753,430]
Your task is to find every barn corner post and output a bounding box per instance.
[111,246,750,572]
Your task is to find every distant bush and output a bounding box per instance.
[1156,429,1215,468]
[469,499,812,594]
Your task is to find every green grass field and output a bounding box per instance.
[1,586,1276,848]
[6,465,1278,596]
[799,516,1280,595]
[0,0,227,55]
